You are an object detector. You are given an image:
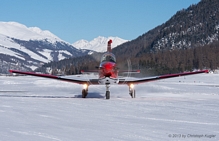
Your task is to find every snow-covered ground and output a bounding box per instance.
[0,73,218,141]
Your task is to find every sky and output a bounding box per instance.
[0,0,200,43]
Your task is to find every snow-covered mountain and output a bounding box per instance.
[0,22,90,73]
[72,36,128,52]
[0,22,62,43]
[0,22,128,73]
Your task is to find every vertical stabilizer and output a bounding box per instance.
[107,39,112,52]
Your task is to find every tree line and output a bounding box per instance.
[36,40,219,76]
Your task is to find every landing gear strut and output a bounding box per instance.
[105,84,110,99]
[82,84,88,98]
[129,84,136,98]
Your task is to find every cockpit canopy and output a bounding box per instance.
[100,53,116,63]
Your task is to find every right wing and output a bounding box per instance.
[118,70,209,85]
[9,70,99,85]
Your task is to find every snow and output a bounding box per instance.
[0,35,24,60]
[0,33,74,64]
[215,24,219,30]
[38,49,73,61]
[58,50,72,60]
[0,73,218,140]
[0,32,53,63]
[0,22,63,43]
[0,46,24,61]
[72,36,128,52]
[38,49,53,62]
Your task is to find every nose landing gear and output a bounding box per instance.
[105,84,110,99]
[106,91,110,99]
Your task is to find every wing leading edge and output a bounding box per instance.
[118,70,209,85]
[9,69,208,85]
[9,70,99,85]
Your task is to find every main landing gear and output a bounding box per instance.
[105,84,136,99]
[81,83,111,99]
[82,84,88,98]
[81,83,136,99]
[129,84,136,98]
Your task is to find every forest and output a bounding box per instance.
[36,40,219,76]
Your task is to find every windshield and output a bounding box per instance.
[101,53,116,63]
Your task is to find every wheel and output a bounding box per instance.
[132,90,136,98]
[130,89,136,98]
[82,89,88,98]
[106,91,110,99]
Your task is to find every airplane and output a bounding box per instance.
[9,40,209,99]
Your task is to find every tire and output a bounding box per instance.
[132,90,136,98]
[106,91,110,99]
[130,89,136,98]
[82,89,88,98]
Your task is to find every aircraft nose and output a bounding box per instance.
[102,63,115,77]
[104,63,114,72]
[105,64,112,71]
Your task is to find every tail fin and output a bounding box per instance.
[107,39,112,52]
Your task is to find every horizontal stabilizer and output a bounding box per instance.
[119,70,140,74]
[81,70,99,74]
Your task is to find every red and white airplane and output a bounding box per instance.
[9,40,209,99]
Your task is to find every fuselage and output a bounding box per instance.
[99,52,118,79]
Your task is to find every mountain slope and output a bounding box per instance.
[0,22,90,73]
[72,36,128,52]
[113,0,219,58]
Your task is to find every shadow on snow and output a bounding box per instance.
[0,92,105,99]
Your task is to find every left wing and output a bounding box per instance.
[118,70,209,85]
[9,70,99,85]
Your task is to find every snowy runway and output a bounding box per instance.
[0,74,218,140]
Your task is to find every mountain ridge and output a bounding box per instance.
[0,22,62,43]
[72,36,128,52]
